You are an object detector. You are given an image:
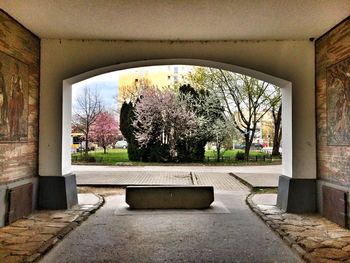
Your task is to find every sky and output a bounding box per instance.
[72,71,119,111]
[71,65,194,113]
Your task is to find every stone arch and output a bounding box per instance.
[62,58,292,177]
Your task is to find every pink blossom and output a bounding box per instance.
[90,111,120,153]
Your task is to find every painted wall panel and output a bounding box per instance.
[0,11,40,184]
[316,18,350,186]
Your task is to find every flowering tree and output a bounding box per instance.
[133,88,198,159]
[90,111,119,154]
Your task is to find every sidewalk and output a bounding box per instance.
[74,164,281,191]
[231,173,280,189]
[72,164,282,173]
[248,193,350,262]
[0,194,103,263]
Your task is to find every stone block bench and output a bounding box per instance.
[125,186,214,209]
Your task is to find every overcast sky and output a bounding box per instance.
[72,71,119,111]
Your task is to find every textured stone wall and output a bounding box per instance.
[0,11,40,184]
[316,18,350,186]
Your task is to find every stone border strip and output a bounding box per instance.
[30,194,104,262]
[246,193,306,262]
[246,193,350,262]
[229,173,253,189]
[0,194,104,263]
[190,172,198,185]
[229,173,277,191]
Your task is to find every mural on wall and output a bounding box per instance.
[0,51,28,142]
[327,57,350,146]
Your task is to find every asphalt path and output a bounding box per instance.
[41,167,302,263]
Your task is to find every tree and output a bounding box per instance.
[90,111,119,154]
[119,77,155,103]
[269,88,282,156]
[72,87,103,156]
[120,101,143,161]
[176,84,226,162]
[133,88,198,161]
[176,84,206,162]
[210,119,229,162]
[187,67,209,92]
[192,68,279,160]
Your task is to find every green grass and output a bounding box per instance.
[72,149,129,164]
[72,148,281,166]
[204,149,266,158]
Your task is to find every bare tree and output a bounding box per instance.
[72,87,103,156]
[119,77,155,103]
[203,69,279,160]
[269,89,282,156]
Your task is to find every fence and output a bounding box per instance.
[204,155,276,163]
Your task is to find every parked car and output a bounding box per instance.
[251,143,264,150]
[77,141,96,152]
[234,143,263,150]
[262,147,282,155]
[234,143,245,149]
[115,140,128,149]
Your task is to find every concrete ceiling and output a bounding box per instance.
[1,0,349,41]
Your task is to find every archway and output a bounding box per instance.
[39,39,317,213]
[62,58,292,177]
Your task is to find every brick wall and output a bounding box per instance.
[0,11,40,184]
[316,18,350,186]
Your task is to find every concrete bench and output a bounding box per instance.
[125,186,214,209]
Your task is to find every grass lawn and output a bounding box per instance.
[204,149,266,158]
[72,149,129,164]
[72,148,281,165]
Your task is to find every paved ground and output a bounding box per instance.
[39,165,303,262]
[41,189,302,263]
[249,193,350,262]
[74,164,282,189]
[0,194,103,263]
[3,164,349,262]
[232,173,280,188]
[73,164,282,173]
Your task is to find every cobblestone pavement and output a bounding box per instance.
[77,171,193,186]
[0,194,103,263]
[195,172,248,191]
[248,193,350,262]
[77,170,248,191]
[75,164,262,192]
[73,164,282,173]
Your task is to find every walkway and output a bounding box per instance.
[37,165,303,262]
[74,164,282,190]
[73,164,282,173]
[40,188,302,263]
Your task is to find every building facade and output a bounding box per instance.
[118,65,192,103]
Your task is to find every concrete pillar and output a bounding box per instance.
[38,55,77,209]
[276,53,317,213]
